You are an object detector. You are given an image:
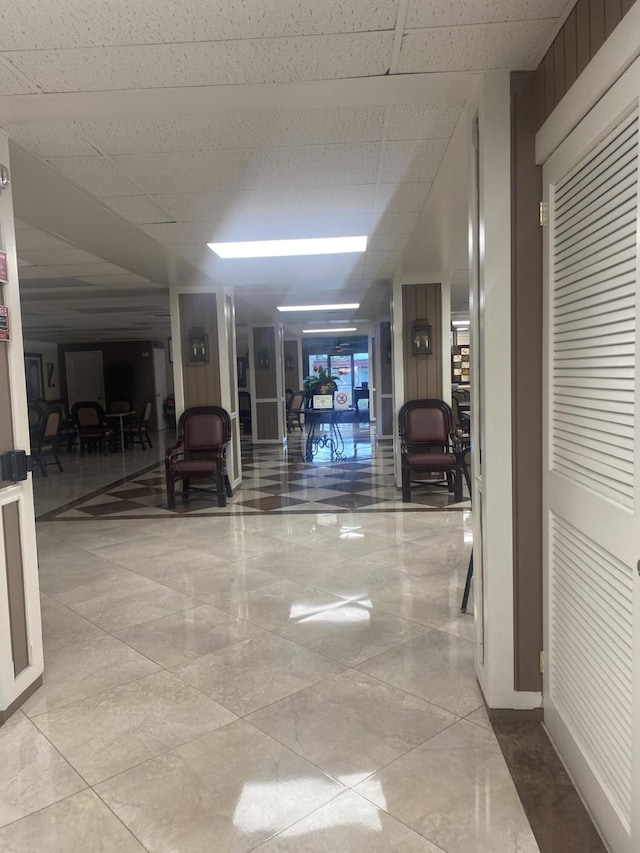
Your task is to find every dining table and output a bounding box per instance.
[106,410,136,451]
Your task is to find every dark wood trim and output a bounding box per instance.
[0,676,43,724]
[535,0,635,130]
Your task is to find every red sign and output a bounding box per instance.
[0,251,7,283]
[0,305,9,341]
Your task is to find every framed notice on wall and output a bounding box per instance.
[0,251,7,283]
[0,305,9,341]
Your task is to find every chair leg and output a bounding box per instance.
[225,474,233,497]
[167,478,176,510]
[217,471,227,507]
[182,479,190,499]
[54,453,63,473]
[453,468,463,503]
[145,430,152,448]
[36,454,46,477]
[401,467,411,502]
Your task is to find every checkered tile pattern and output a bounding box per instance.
[42,425,468,520]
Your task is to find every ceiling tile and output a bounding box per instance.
[0,1,398,50]
[370,211,416,234]
[9,33,393,93]
[368,234,408,252]
[0,58,39,95]
[397,21,556,73]
[406,0,568,28]
[16,229,73,251]
[18,264,66,279]
[76,274,153,286]
[388,103,465,140]
[379,139,448,183]
[50,262,134,277]
[154,185,377,222]
[48,156,142,196]
[113,144,380,194]
[139,223,196,245]
[80,106,386,155]
[101,195,174,224]
[375,182,431,213]
[18,248,106,266]
[4,122,95,156]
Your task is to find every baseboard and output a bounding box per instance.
[0,675,43,725]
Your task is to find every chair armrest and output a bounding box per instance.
[165,440,185,460]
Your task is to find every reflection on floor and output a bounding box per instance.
[0,426,602,851]
[38,425,470,521]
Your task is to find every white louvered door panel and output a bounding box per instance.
[543,63,640,853]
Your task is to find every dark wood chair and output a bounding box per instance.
[124,399,153,450]
[71,401,112,454]
[165,406,233,509]
[32,406,64,476]
[398,399,463,503]
[286,390,305,432]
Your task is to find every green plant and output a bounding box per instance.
[303,364,341,398]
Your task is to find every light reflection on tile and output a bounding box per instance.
[254,790,444,851]
[96,721,343,853]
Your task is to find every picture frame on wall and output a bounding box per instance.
[24,352,44,402]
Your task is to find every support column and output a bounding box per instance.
[169,285,241,489]
[248,323,286,444]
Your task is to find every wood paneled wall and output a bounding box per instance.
[402,284,443,401]
[256,401,280,440]
[380,322,392,395]
[179,293,221,409]
[511,72,544,693]
[252,328,277,399]
[535,0,635,128]
[283,340,300,392]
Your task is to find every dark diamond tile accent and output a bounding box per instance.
[330,482,376,494]
[316,494,386,509]
[255,482,309,495]
[78,499,144,516]
[238,495,306,511]
[107,486,164,499]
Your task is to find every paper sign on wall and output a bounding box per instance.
[0,251,7,283]
[0,305,9,341]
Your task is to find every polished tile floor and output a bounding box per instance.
[2,430,552,851]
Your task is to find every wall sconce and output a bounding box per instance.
[257,347,270,369]
[385,340,392,364]
[284,356,294,370]
[412,321,432,356]
[188,327,209,363]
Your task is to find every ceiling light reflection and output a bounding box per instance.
[232,779,337,833]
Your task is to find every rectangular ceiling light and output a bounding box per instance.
[277,303,359,312]
[208,236,367,258]
[302,328,357,333]
[452,320,470,326]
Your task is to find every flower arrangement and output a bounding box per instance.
[303,364,341,401]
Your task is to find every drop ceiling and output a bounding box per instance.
[0,0,573,343]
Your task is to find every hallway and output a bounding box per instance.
[0,435,543,853]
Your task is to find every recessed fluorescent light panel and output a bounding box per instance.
[303,328,357,333]
[208,236,367,258]
[277,303,359,312]
[452,320,471,326]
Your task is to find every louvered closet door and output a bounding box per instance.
[543,67,640,853]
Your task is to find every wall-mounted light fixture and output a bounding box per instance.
[284,356,295,370]
[257,347,270,369]
[188,328,209,363]
[411,321,432,356]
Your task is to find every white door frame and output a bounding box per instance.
[0,133,43,718]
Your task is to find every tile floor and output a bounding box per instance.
[0,430,597,851]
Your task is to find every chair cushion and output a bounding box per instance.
[172,460,220,475]
[404,452,457,469]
